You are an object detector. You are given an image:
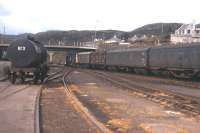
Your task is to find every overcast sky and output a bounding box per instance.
[0,0,200,34]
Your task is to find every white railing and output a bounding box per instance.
[46,42,98,49]
[0,43,98,49]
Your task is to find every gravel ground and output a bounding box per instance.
[41,82,101,133]
[69,70,200,133]
[108,71,200,98]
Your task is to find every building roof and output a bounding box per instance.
[105,35,122,44]
[176,24,194,31]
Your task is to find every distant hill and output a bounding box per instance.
[35,30,126,44]
[196,24,200,28]
[0,30,126,44]
[129,23,183,37]
[0,33,34,44]
[0,23,183,44]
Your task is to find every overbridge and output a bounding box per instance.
[0,44,97,52]
[0,44,97,64]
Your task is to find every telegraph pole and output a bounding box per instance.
[3,24,5,34]
[0,27,1,44]
[0,21,1,44]
[94,19,99,42]
[2,24,5,44]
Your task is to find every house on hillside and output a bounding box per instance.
[128,35,139,42]
[104,35,123,44]
[171,23,200,44]
[128,34,152,42]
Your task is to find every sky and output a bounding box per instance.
[0,0,200,34]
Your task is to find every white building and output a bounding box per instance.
[128,34,150,42]
[171,23,200,44]
[105,35,122,44]
[128,35,139,42]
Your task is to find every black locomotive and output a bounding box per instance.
[6,36,48,84]
[76,44,200,79]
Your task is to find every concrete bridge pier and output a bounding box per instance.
[47,51,69,64]
[48,52,55,64]
[0,49,7,60]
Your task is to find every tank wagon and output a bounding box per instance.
[6,36,48,84]
[75,44,200,79]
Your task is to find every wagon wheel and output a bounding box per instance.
[19,72,25,84]
[41,66,48,83]
[39,72,44,83]
[33,72,39,84]
[38,70,44,83]
[10,73,16,84]
[170,71,196,79]
[33,76,38,84]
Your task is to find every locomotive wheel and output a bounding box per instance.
[10,73,16,84]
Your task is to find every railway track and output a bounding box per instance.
[62,68,113,133]
[37,66,65,133]
[44,68,65,82]
[40,67,112,133]
[0,82,12,94]
[0,75,9,81]
[0,70,58,133]
[0,85,32,101]
[84,69,200,117]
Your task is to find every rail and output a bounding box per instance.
[87,70,200,117]
[62,68,113,133]
[43,67,65,83]
[35,86,42,133]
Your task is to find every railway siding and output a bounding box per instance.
[90,70,200,116]
[40,82,101,133]
[68,69,200,133]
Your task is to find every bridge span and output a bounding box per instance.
[0,43,97,52]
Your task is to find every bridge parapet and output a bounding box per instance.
[0,43,97,51]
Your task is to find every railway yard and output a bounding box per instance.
[1,1,200,133]
[0,66,199,133]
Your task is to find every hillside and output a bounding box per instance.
[35,30,126,44]
[0,23,182,44]
[129,23,182,37]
